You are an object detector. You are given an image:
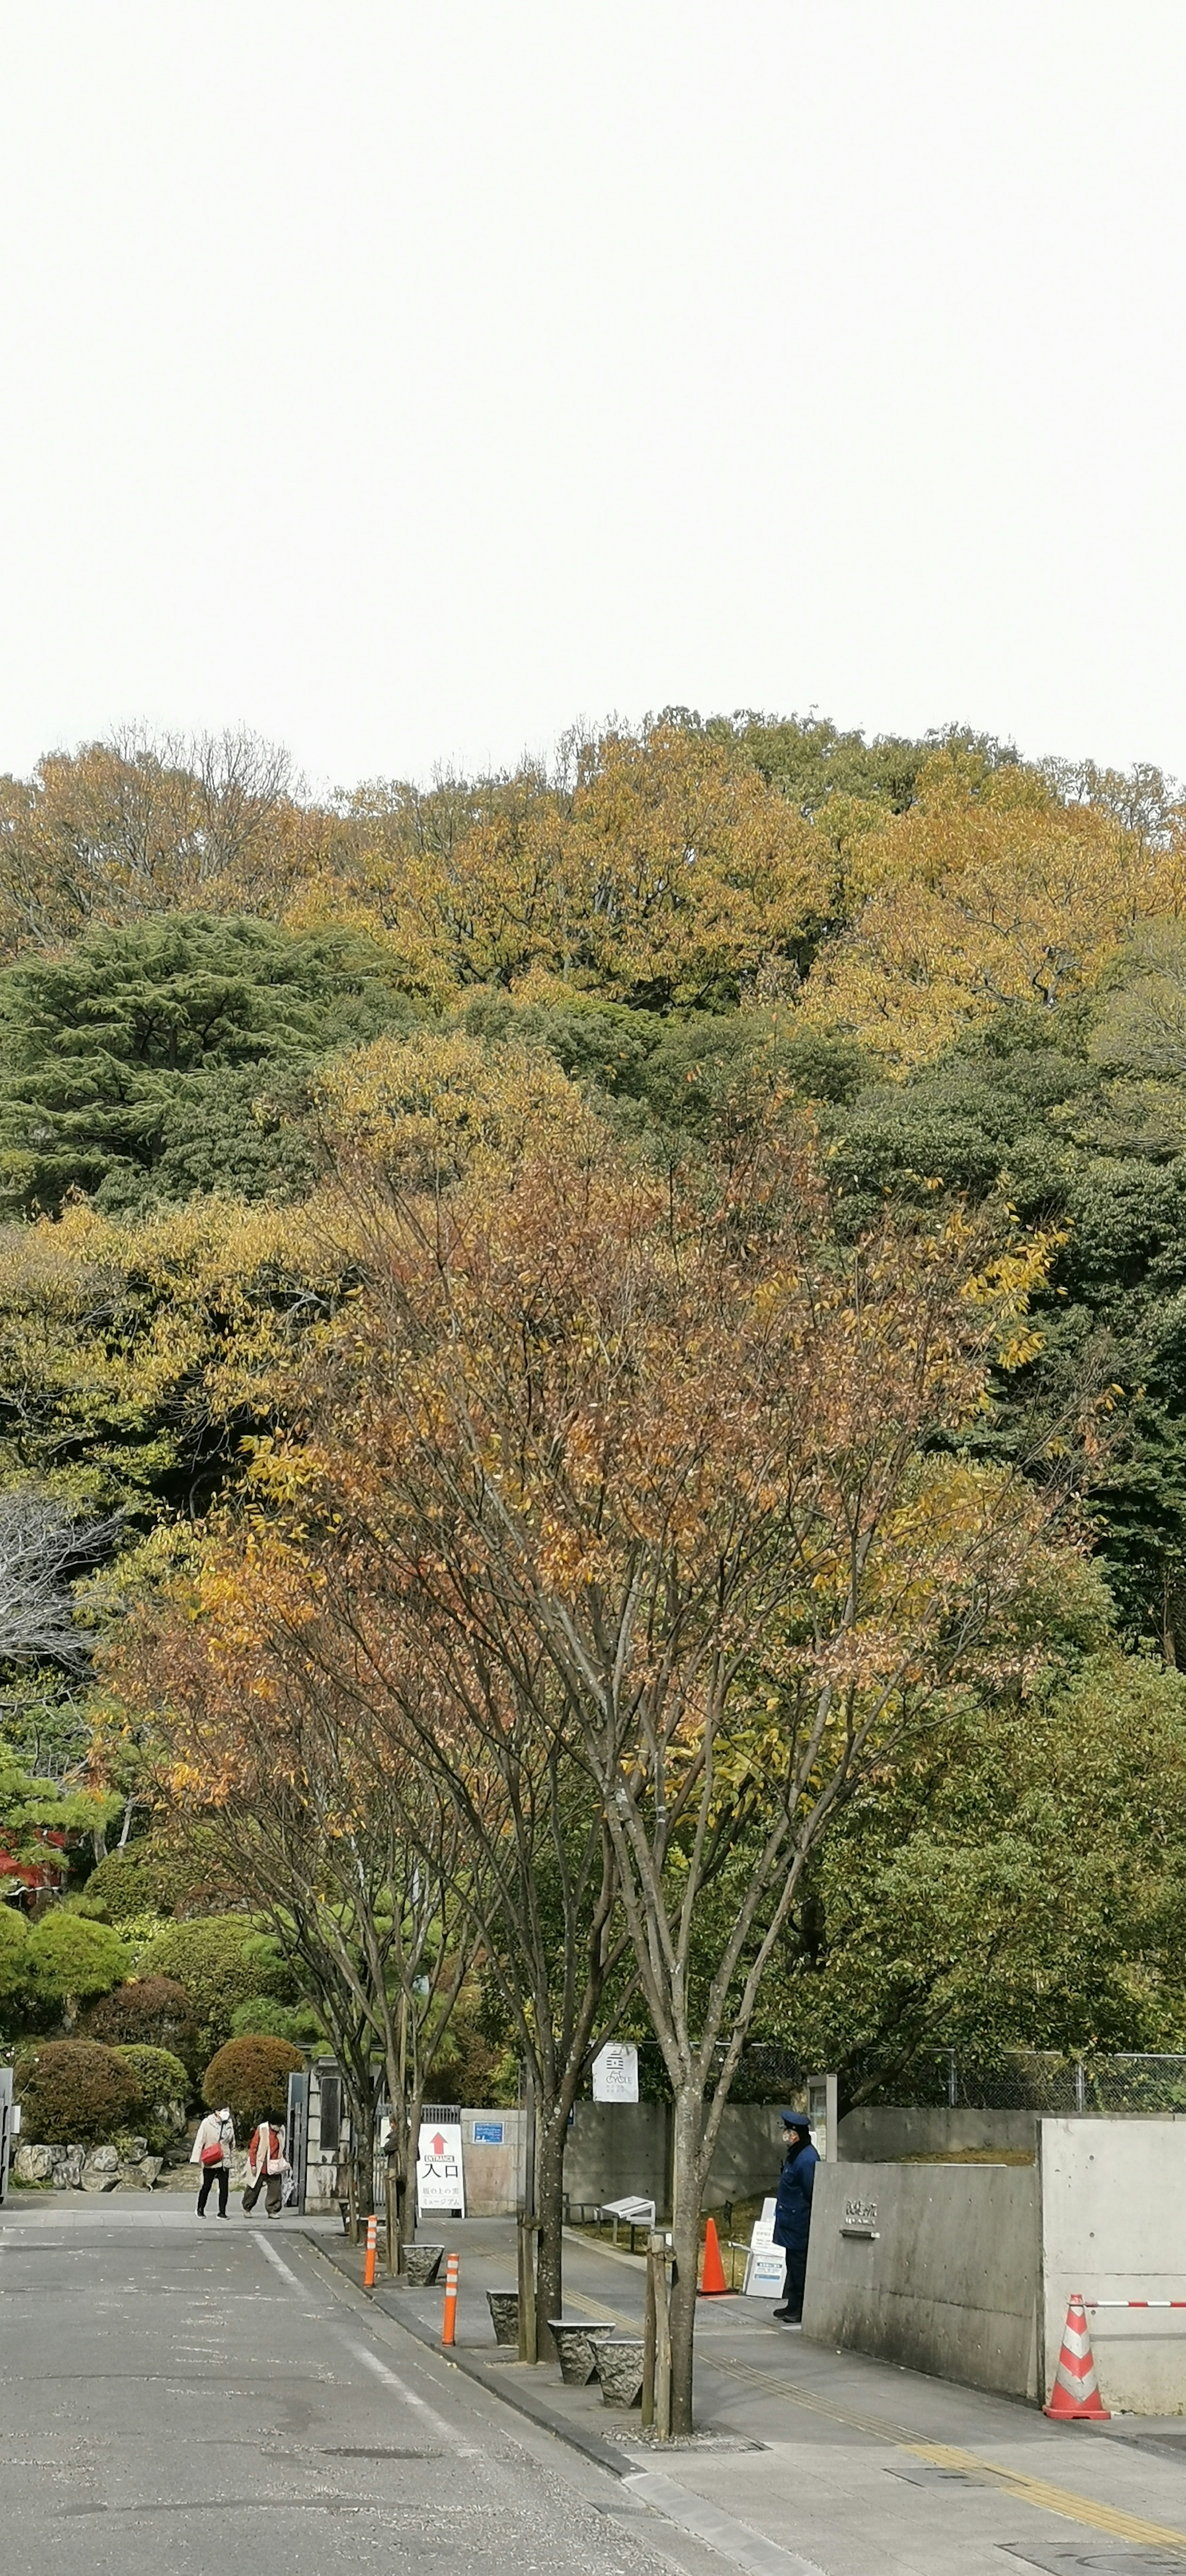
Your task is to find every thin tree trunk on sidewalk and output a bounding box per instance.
[667,2086,705,2439]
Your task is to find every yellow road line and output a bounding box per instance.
[908,2440,1186,2554]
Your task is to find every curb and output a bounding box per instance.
[302,2231,636,2479]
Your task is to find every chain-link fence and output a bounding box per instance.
[903,2049,1186,2116]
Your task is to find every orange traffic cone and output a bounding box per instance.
[699,2216,730,2296]
[1044,2293,1110,2419]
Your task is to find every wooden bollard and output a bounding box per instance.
[442,2250,459,2346]
[363,2212,377,2290]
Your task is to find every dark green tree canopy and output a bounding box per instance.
[0,913,419,1216]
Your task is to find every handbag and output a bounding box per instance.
[200,2141,224,2168]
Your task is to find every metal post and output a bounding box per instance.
[1075,2060,1087,2116]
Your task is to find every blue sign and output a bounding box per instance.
[472,2120,504,2145]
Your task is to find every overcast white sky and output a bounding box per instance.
[1,3,1183,794]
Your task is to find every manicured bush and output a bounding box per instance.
[85,1846,181,1923]
[110,2043,190,2149]
[140,1917,285,2058]
[15,2038,141,2143]
[0,1906,29,2008]
[229,1995,324,2046]
[25,1913,128,2013]
[86,1975,199,2071]
[201,2035,303,2134]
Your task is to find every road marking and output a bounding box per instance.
[346,2340,482,2457]
[251,2231,301,2287]
[623,2469,825,2576]
[907,2440,1186,2553]
[707,2357,1186,2558]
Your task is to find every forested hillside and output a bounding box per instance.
[4,708,1186,2124]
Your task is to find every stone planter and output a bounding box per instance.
[486,2290,520,2346]
[547,2320,615,2387]
[402,2242,445,2287]
[595,2337,645,2408]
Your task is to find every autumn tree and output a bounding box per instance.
[191,1032,1084,2430]
[0,729,340,956]
[113,1553,474,2230]
[800,748,1186,1068]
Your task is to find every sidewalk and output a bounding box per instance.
[313,2214,1186,2575]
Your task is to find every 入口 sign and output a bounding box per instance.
[592,2042,639,2103]
[416,2120,465,2217]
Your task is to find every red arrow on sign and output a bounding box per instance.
[431,2133,445,2156]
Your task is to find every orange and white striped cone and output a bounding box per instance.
[1044,2293,1110,2419]
[442,2251,459,2346]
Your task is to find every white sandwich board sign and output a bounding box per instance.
[416,2119,465,2217]
[743,2195,784,2297]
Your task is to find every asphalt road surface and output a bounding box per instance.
[0,2210,720,2576]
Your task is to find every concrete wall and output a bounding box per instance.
[703,2104,788,2209]
[803,2159,1041,2400]
[1040,2117,1186,2414]
[838,2107,1038,2162]
[457,2109,528,2218]
[564,2102,672,2213]
[562,2101,788,2218]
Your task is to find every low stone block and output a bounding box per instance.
[548,2320,616,2386]
[486,2290,520,2346]
[402,2242,444,2286]
[596,2338,645,2408]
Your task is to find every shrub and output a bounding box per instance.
[85,1846,181,1923]
[202,2035,303,2134]
[0,1906,29,2009]
[110,2043,190,2150]
[86,1976,199,2072]
[229,1996,324,2046]
[15,2038,141,2143]
[25,1913,128,2013]
[140,1917,284,2058]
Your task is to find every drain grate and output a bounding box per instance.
[319,2447,438,2460]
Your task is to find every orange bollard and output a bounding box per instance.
[699,2216,730,2296]
[363,2213,377,2290]
[442,2250,459,2346]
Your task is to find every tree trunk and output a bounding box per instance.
[534,2105,569,2362]
[667,2085,705,2438]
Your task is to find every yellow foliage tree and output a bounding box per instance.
[799,750,1186,1068]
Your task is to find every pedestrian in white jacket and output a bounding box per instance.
[190,2107,235,2217]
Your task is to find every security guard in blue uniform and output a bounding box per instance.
[772,2111,817,2323]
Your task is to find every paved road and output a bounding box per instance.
[11,2202,1186,2576]
[0,2205,720,2576]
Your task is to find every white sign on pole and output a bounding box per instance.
[592,2042,639,2104]
[743,2195,784,2297]
[416,2119,465,2217]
